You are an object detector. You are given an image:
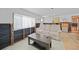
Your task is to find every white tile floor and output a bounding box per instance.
[3,38,64,50]
[51,39,64,50]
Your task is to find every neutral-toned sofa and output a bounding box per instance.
[36,23,61,41]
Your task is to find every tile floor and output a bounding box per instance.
[3,38,64,50]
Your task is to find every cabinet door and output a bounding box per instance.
[0,24,11,49]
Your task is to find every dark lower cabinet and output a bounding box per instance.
[30,27,36,34]
[36,23,40,28]
[13,27,36,43]
[25,27,36,37]
[0,24,11,49]
[14,29,23,43]
[25,28,31,36]
[0,24,36,49]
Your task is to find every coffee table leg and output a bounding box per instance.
[50,42,51,48]
[46,42,52,50]
[28,37,30,45]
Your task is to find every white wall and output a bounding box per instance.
[23,15,35,28]
[43,14,79,23]
[30,18,35,27]
[14,14,36,31]
[35,17,41,23]
[14,14,23,30]
[23,16,29,29]
[0,8,12,23]
[60,15,72,22]
[0,8,41,23]
[43,16,53,23]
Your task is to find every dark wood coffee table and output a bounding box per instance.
[28,33,51,50]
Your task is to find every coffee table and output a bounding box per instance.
[28,33,51,50]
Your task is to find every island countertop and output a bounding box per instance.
[60,32,79,50]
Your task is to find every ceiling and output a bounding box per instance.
[24,8,79,17]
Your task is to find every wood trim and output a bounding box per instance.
[11,12,14,45]
[10,23,14,45]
